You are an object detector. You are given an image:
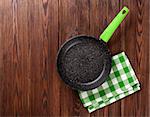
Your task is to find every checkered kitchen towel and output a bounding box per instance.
[79,52,140,113]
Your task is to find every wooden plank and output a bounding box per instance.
[1,0,17,115]
[119,0,138,116]
[89,0,108,37]
[27,0,44,115]
[120,0,149,116]
[28,0,59,116]
[106,0,122,116]
[58,0,78,116]
[1,0,30,115]
[74,0,90,116]
[135,0,149,115]
[12,0,30,115]
[0,0,3,115]
[47,0,60,116]
[89,0,108,116]
[58,0,90,116]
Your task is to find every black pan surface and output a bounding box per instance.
[57,35,111,90]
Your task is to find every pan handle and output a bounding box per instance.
[100,6,129,43]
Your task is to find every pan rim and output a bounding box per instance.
[56,35,111,91]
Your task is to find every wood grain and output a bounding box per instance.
[0,0,149,116]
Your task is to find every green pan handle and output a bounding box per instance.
[100,6,129,43]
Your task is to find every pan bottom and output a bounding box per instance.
[61,37,106,83]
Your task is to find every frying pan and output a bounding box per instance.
[57,7,129,91]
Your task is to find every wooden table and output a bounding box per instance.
[0,0,149,116]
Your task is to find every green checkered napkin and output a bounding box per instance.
[79,52,140,113]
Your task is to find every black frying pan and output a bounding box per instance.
[57,7,129,91]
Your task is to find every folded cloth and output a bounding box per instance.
[79,52,140,113]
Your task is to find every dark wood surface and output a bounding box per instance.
[0,0,149,116]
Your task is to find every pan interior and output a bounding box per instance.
[60,36,106,84]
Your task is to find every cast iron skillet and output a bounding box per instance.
[57,7,129,91]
